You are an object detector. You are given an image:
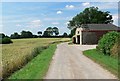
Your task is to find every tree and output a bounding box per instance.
[0,33,5,38]
[53,27,59,36]
[69,28,76,37]
[43,27,53,36]
[21,30,33,38]
[43,27,59,37]
[68,6,113,30]
[10,32,20,39]
[63,32,68,37]
[37,31,42,36]
[43,31,49,36]
[46,27,53,36]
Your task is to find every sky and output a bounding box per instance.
[0,2,119,36]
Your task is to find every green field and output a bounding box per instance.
[2,38,70,78]
[83,49,118,77]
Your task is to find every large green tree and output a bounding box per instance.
[46,27,53,36]
[68,6,113,30]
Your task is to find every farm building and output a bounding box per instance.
[72,24,120,45]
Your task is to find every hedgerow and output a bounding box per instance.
[97,31,120,55]
[0,37,13,44]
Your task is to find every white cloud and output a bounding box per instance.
[65,22,70,25]
[65,5,75,9]
[52,22,60,25]
[112,14,118,26]
[27,19,41,28]
[82,2,90,6]
[57,11,63,14]
[16,24,21,27]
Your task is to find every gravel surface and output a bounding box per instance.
[45,43,117,79]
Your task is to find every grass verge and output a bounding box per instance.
[83,49,118,77]
[8,43,57,79]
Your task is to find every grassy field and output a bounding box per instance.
[9,43,57,79]
[83,49,118,77]
[2,38,70,78]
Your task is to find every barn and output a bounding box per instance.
[72,24,120,45]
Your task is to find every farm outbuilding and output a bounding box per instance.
[72,24,120,45]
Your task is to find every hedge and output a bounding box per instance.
[0,37,13,44]
[97,31,120,56]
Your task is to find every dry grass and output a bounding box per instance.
[2,38,70,78]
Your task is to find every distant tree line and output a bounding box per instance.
[10,27,70,39]
[10,31,34,39]
[0,27,70,44]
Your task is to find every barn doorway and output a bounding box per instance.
[73,37,76,44]
[77,35,80,44]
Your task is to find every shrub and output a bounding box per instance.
[97,31,120,55]
[0,37,13,44]
[110,37,120,58]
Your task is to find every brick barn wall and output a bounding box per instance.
[82,30,117,45]
[94,31,109,41]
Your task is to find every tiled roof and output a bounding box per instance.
[81,24,120,30]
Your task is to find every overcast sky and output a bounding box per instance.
[1,2,118,36]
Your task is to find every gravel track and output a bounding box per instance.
[45,43,117,79]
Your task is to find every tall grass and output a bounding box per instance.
[9,43,57,79]
[2,38,70,78]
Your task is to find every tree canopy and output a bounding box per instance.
[68,6,113,30]
[53,27,59,36]
[0,33,5,38]
[37,31,42,37]
[10,32,20,39]
[63,32,68,37]
[21,31,33,38]
[37,31,42,35]
[43,27,59,36]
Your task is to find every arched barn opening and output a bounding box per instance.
[73,37,76,44]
